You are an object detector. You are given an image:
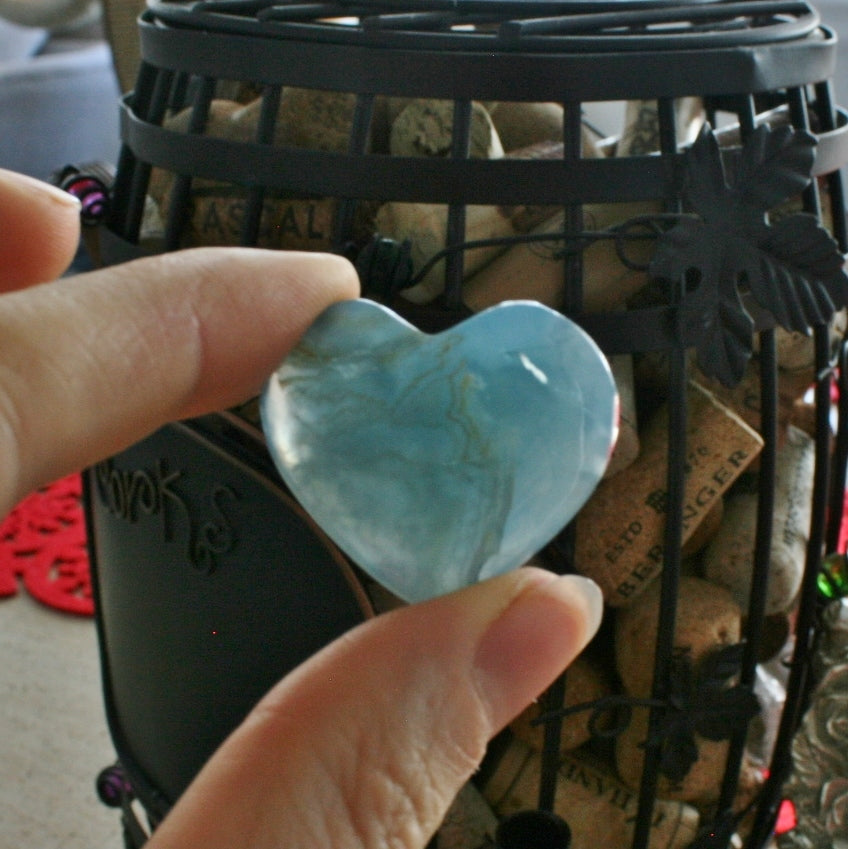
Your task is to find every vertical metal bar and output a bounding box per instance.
[718,94,772,817]
[810,79,848,554]
[537,674,567,813]
[332,91,375,252]
[631,96,683,849]
[788,86,821,216]
[737,95,757,138]
[829,339,848,554]
[443,99,472,310]
[562,101,584,317]
[746,323,833,847]
[718,330,777,818]
[163,76,216,252]
[111,60,158,238]
[538,98,586,812]
[115,64,173,243]
[537,523,576,813]
[813,80,848,253]
[632,341,687,849]
[169,71,192,114]
[240,84,282,247]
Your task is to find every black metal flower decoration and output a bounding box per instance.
[531,642,760,787]
[651,123,848,387]
[648,642,761,785]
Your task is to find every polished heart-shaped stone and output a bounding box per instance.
[261,298,618,603]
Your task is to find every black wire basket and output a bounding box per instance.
[84,2,848,847]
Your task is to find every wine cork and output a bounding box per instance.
[605,353,640,478]
[616,576,743,695]
[390,99,504,159]
[632,349,695,411]
[486,100,603,158]
[481,740,701,849]
[615,576,743,803]
[182,193,320,249]
[680,496,724,558]
[462,200,661,314]
[275,87,358,152]
[509,654,613,752]
[377,202,527,304]
[753,311,846,377]
[379,141,564,304]
[574,381,764,607]
[617,98,705,156]
[124,193,167,253]
[729,758,767,842]
[148,99,253,206]
[148,97,373,250]
[789,395,821,440]
[696,362,796,460]
[166,192,373,251]
[153,90,357,154]
[702,425,814,615]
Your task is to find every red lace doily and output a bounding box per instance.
[0,468,844,620]
[0,474,92,616]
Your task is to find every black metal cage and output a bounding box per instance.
[85,2,848,847]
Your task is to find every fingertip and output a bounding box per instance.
[0,169,81,289]
[473,570,604,731]
[167,248,361,415]
[299,251,361,298]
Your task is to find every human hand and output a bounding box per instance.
[0,167,603,849]
[0,167,358,514]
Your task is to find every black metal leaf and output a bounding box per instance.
[693,683,762,741]
[682,125,731,223]
[756,214,848,326]
[648,717,701,785]
[650,122,848,387]
[690,644,761,741]
[731,124,816,214]
[690,282,755,387]
[650,643,761,783]
[696,642,747,684]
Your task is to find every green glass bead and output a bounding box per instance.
[818,553,848,600]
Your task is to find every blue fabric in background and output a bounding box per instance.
[0,17,119,180]
[0,18,48,60]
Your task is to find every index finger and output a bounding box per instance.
[0,247,359,511]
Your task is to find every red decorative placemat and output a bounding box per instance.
[0,474,92,616]
[0,469,845,620]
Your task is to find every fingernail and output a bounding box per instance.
[1,168,81,210]
[556,574,604,634]
[473,572,604,731]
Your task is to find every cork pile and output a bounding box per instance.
[146,89,842,849]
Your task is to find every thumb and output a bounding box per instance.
[146,568,603,849]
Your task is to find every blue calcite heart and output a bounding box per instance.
[261,299,618,603]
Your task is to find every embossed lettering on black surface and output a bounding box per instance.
[94,459,239,574]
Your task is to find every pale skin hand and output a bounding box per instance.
[0,168,604,849]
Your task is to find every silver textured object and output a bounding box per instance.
[778,598,848,849]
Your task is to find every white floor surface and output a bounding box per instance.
[0,592,119,849]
